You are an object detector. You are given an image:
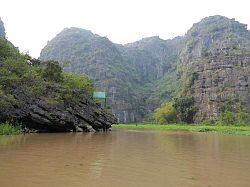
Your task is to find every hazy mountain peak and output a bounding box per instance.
[125,36,164,48]
[54,27,95,40]
[187,15,248,37]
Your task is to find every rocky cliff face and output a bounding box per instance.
[192,55,249,121]
[40,15,249,123]
[0,17,5,38]
[0,88,116,132]
[179,16,250,122]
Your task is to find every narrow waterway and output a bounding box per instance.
[0,129,250,187]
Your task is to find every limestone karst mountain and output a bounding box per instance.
[40,15,249,123]
[179,15,250,121]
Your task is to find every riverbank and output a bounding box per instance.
[2,123,250,136]
[0,122,22,135]
[113,124,250,136]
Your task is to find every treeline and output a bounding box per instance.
[153,96,249,125]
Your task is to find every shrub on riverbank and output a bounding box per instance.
[153,102,179,123]
[0,122,22,135]
[153,97,197,124]
[218,111,249,125]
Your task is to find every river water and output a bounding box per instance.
[0,128,250,187]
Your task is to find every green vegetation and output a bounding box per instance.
[173,97,197,123]
[63,72,94,95]
[0,37,94,96]
[113,124,250,136]
[0,122,22,135]
[0,38,19,60]
[153,97,197,124]
[217,98,250,125]
[148,70,182,106]
[153,98,249,126]
[219,111,250,125]
[153,102,178,123]
[42,60,64,83]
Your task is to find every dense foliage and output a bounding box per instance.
[153,97,198,124]
[42,60,64,82]
[0,37,94,124]
[172,97,197,123]
[153,102,178,124]
[63,72,94,94]
[0,38,19,60]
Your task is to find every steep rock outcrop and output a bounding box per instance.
[0,17,5,38]
[179,16,250,121]
[193,55,249,121]
[0,89,116,132]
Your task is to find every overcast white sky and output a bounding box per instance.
[0,0,250,58]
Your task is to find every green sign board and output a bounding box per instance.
[93,92,106,99]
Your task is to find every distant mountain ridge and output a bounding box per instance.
[40,15,250,123]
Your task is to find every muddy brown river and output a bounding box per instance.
[0,128,250,187]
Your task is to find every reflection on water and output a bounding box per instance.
[0,135,26,146]
[0,129,250,187]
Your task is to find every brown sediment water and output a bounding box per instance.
[0,128,250,187]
